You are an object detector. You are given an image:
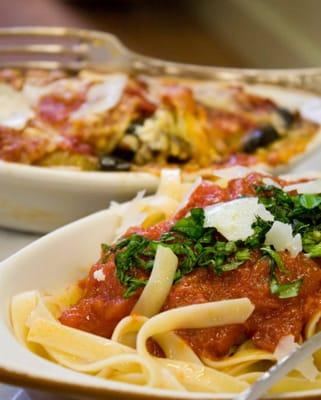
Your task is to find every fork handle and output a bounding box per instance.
[128,51,321,95]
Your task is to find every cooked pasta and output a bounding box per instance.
[11,168,321,396]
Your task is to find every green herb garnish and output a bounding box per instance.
[261,245,288,274]
[299,194,321,210]
[107,183,321,298]
[171,208,205,239]
[269,275,303,299]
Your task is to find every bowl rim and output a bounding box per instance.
[0,160,159,187]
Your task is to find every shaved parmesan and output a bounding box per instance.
[0,83,34,129]
[204,198,274,241]
[274,335,298,361]
[284,179,321,194]
[176,176,202,212]
[157,169,182,201]
[113,190,147,238]
[280,172,321,181]
[265,221,302,257]
[93,268,105,282]
[213,166,266,180]
[262,177,281,189]
[141,194,179,218]
[71,74,127,120]
[23,83,49,106]
[274,335,318,381]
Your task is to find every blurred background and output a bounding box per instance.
[0,0,320,69]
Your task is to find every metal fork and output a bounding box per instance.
[235,330,321,400]
[0,26,321,95]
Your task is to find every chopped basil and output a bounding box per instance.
[261,245,288,274]
[269,275,303,299]
[101,243,110,252]
[171,208,205,239]
[308,243,321,258]
[218,261,244,273]
[235,248,251,261]
[123,278,147,298]
[299,194,321,210]
[263,245,303,299]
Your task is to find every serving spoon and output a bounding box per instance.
[235,330,321,400]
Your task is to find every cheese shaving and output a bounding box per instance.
[176,177,202,212]
[93,269,106,282]
[265,221,302,257]
[262,177,281,189]
[213,166,266,180]
[284,179,321,194]
[204,197,274,241]
[274,335,319,381]
[113,191,147,238]
[0,83,34,129]
[157,169,183,202]
[71,74,127,120]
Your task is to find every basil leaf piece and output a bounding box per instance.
[123,278,147,298]
[261,245,288,274]
[219,261,244,273]
[101,243,110,252]
[245,218,272,248]
[171,208,205,239]
[303,229,321,257]
[299,194,321,210]
[270,276,303,299]
[100,243,111,262]
[307,242,321,258]
[235,248,251,261]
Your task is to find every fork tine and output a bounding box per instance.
[0,27,79,38]
[0,60,88,71]
[0,44,89,57]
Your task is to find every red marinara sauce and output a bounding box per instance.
[59,173,321,359]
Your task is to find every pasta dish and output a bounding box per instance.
[0,68,319,173]
[11,168,321,395]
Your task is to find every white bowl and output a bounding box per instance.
[0,162,158,234]
[0,83,320,234]
[1,207,321,400]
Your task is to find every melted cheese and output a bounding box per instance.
[0,83,34,129]
[265,221,302,257]
[204,198,274,241]
[71,74,127,120]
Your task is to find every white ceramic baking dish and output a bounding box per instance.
[0,27,321,233]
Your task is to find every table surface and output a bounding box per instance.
[0,229,41,400]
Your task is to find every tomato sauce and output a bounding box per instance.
[59,174,321,360]
[0,126,48,163]
[37,92,86,127]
